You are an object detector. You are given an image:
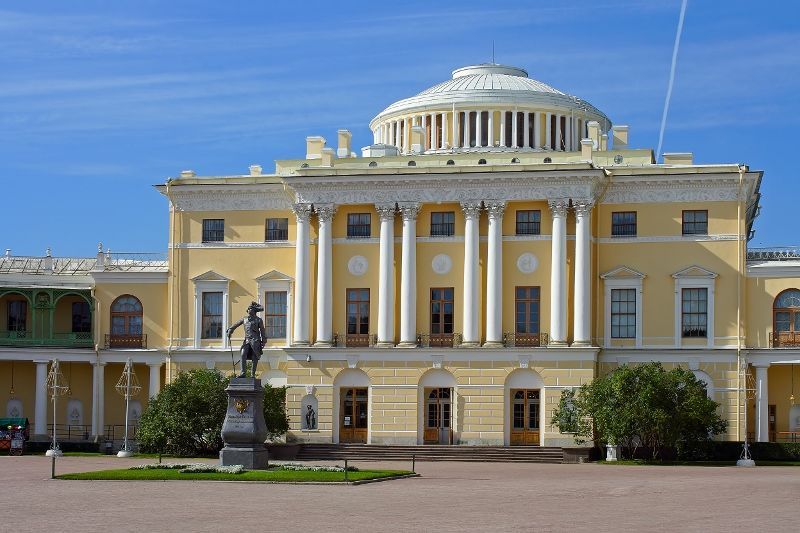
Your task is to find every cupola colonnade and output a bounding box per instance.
[289,199,594,348]
[373,110,585,153]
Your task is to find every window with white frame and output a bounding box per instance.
[255,270,293,346]
[611,289,636,339]
[672,266,717,348]
[601,266,645,348]
[192,271,230,348]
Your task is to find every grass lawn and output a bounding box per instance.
[598,459,800,467]
[57,467,414,482]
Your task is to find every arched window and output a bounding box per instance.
[408,160,416,167]
[369,161,377,167]
[446,160,455,166]
[110,295,143,348]
[478,158,487,165]
[543,157,552,163]
[511,157,520,164]
[774,289,800,347]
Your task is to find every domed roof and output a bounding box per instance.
[371,63,608,127]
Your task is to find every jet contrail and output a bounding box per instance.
[656,0,688,162]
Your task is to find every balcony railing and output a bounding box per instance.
[0,330,93,348]
[770,332,800,348]
[340,333,377,348]
[105,334,147,349]
[416,333,463,348]
[503,332,549,348]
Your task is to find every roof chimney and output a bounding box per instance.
[586,121,601,149]
[43,247,53,272]
[581,139,594,161]
[612,125,629,149]
[321,147,335,166]
[410,126,426,154]
[337,130,352,158]
[4,249,11,258]
[180,170,196,178]
[306,136,326,160]
[600,133,608,151]
[662,152,693,165]
[249,164,262,176]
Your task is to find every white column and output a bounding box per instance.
[399,204,420,347]
[462,202,482,346]
[523,112,530,148]
[34,360,48,436]
[453,110,460,148]
[555,114,562,150]
[376,203,396,347]
[549,200,568,345]
[485,202,506,347]
[464,111,471,148]
[429,113,436,150]
[441,112,448,149]
[511,110,518,148]
[91,363,100,436]
[755,364,770,442]
[566,117,573,151]
[392,121,398,147]
[95,362,105,438]
[314,205,336,346]
[403,117,410,152]
[500,111,506,147]
[534,112,541,148]
[292,203,313,346]
[488,110,494,147]
[148,363,162,398]
[545,112,552,149]
[573,201,593,346]
[475,111,483,148]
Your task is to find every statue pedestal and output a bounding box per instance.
[219,377,269,469]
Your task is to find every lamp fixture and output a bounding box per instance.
[9,361,15,397]
[306,354,311,363]
[791,363,796,405]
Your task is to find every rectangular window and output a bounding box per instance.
[265,218,289,241]
[71,301,91,333]
[201,292,223,339]
[682,288,708,338]
[347,213,371,238]
[611,212,637,237]
[430,212,455,236]
[7,301,27,331]
[264,291,287,338]
[346,289,370,344]
[682,210,708,235]
[610,289,636,339]
[515,210,541,235]
[202,219,224,242]
[514,286,540,335]
[430,287,454,334]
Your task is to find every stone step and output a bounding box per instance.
[294,444,565,463]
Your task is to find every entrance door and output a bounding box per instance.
[339,387,368,443]
[424,388,452,444]
[510,389,540,445]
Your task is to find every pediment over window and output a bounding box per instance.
[672,265,718,279]
[600,266,646,280]
[191,270,230,282]
[255,270,293,282]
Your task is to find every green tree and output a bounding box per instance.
[138,368,229,456]
[262,383,289,439]
[552,362,726,460]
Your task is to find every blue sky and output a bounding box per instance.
[2,1,798,256]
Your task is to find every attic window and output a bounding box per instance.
[543,157,552,163]
[478,159,487,165]
[408,161,416,167]
[446,160,455,166]
[511,158,520,163]
[300,163,309,168]
[369,161,377,167]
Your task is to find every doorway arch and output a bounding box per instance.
[333,369,370,444]
[417,369,457,444]
[504,369,545,446]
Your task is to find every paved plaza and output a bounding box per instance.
[2,455,798,532]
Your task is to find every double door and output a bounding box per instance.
[424,387,453,444]
[510,389,540,445]
[339,387,368,443]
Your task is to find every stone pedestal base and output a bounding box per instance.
[220,445,270,469]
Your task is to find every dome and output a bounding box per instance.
[368,64,610,154]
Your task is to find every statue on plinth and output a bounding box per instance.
[226,302,267,378]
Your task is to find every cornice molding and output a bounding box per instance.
[169,187,293,212]
[602,180,745,204]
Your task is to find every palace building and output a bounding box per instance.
[2,63,800,447]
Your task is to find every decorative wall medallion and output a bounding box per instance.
[517,253,538,274]
[348,255,368,276]
[235,398,250,414]
[432,254,452,275]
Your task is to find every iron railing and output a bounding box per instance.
[770,332,800,348]
[503,332,549,348]
[331,333,377,347]
[104,424,139,442]
[416,333,462,348]
[747,246,800,261]
[46,424,94,441]
[0,330,93,348]
[105,334,147,349]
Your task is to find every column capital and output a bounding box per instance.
[147,362,163,368]
[573,200,595,217]
[485,201,506,220]
[548,199,569,218]
[399,203,420,221]
[315,204,337,222]
[460,201,482,220]
[292,203,313,222]
[752,362,771,369]
[375,203,397,221]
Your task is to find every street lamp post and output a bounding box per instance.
[115,358,141,458]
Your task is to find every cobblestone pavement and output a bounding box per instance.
[2,455,799,532]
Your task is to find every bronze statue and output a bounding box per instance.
[226,301,267,378]
[305,404,317,430]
